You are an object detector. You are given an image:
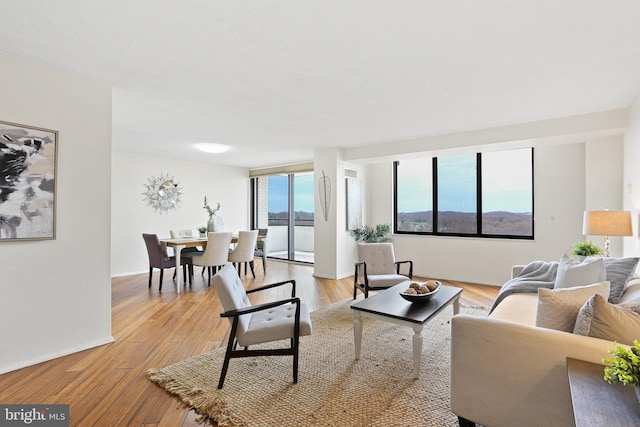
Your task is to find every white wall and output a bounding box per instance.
[364,142,624,286]
[0,55,113,373]
[312,148,341,279]
[312,148,368,279]
[624,93,640,257]
[585,136,626,256]
[111,150,249,276]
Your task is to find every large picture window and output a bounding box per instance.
[396,158,433,232]
[394,148,534,239]
[437,153,477,234]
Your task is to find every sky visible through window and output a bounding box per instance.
[482,149,532,213]
[438,153,477,213]
[268,173,314,213]
[398,149,532,214]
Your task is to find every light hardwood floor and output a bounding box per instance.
[0,260,499,426]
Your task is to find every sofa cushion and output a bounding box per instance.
[585,256,640,304]
[536,281,610,332]
[554,254,605,289]
[620,278,640,303]
[573,293,640,346]
[489,293,538,326]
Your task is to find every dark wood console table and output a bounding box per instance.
[567,357,640,426]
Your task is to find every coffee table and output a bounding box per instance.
[351,281,462,378]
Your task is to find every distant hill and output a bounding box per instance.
[397,211,532,235]
[266,209,532,235]
[268,210,314,226]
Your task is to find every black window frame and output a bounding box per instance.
[393,148,534,240]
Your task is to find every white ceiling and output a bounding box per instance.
[2,1,640,169]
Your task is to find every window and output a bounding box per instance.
[481,149,533,236]
[268,175,288,226]
[395,158,433,232]
[251,172,315,264]
[437,153,477,234]
[394,148,533,239]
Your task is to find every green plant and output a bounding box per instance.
[571,240,604,256]
[203,196,220,217]
[603,341,640,386]
[349,224,392,243]
[197,226,207,233]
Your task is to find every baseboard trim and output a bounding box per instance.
[0,335,115,375]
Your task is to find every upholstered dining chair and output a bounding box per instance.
[228,230,259,278]
[190,232,233,286]
[353,242,413,299]
[212,264,312,388]
[169,229,203,254]
[142,233,192,291]
[170,229,205,275]
[253,228,269,274]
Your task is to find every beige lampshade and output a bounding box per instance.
[582,211,633,236]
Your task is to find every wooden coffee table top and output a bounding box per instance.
[350,281,462,324]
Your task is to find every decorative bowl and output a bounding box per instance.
[399,281,441,303]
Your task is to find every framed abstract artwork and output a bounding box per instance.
[0,120,58,241]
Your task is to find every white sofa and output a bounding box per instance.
[450,265,640,427]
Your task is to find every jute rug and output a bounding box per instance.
[147,299,487,427]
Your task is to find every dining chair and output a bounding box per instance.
[212,264,312,388]
[170,229,205,275]
[253,228,269,274]
[353,242,413,298]
[190,232,233,286]
[142,233,192,291]
[228,230,259,278]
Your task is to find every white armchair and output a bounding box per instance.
[353,242,413,298]
[212,264,312,388]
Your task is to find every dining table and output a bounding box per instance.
[160,234,263,293]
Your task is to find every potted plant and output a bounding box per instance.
[197,226,207,238]
[349,224,392,243]
[603,340,640,403]
[571,240,604,260]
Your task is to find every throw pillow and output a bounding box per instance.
[554,254,605,289]
[573,293,640,346]
[585,256,640,304]
[536,281,610,332]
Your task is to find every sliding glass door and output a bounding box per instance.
[251,171,314,264]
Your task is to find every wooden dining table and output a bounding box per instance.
[160,234,263,293]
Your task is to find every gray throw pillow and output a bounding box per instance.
[585,256,640,303]
[554,254,605,289]
[573,293,640,346]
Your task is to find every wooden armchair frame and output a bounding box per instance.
[218,279,302,389]
[353,259,413,299]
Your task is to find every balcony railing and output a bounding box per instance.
[264,224,314,260]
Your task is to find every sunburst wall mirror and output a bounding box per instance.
[142,173,182,214]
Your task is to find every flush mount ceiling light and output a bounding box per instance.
[196,143,230,154]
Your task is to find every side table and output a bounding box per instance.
[566,357,640,427]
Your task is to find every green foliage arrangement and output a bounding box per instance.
[197,226,207,233]
[349,224,392,243]
[603,341,640,386]
[203,196,220,217]
[571,240,604,256]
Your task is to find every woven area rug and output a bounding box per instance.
[147,299,487,427]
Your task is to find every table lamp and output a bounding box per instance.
[582,210,633,257]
